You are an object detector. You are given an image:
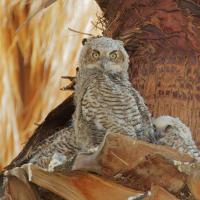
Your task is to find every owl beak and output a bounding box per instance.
[154,130,161,139]
[101,58,108,69]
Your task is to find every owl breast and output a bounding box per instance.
[81,75,144,145]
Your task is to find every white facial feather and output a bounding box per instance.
[79,36,129,75]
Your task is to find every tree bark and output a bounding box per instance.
[96,0,200,146]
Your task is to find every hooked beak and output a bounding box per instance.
[101,58,108,70]
[154,130,161,140]
[152,124,161,140]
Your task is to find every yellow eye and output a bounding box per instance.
[109,51,118,60]
[92,50,100,59]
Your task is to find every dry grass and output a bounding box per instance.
[0,0,102,169]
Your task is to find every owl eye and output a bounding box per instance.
[92,50,100,59]
[165,125,172,132]
[109,51,118,60]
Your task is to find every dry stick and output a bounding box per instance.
[60,76,76,91]
[91,21,104,31]
[60,83,75,91]
[68,28,94,36]
[110,151,129,167]
[61,75,76,81]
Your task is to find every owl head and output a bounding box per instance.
[152,115,192,141]
[79,36,129,76]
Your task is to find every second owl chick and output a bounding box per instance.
[153,115,200,161]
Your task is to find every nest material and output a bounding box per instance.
[3,133,200,200]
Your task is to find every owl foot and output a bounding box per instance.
[48,152,76,172]
[48,153,67,172]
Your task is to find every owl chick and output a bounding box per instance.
[153,115,200,161]
[73,36,155,152]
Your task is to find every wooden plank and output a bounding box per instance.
[146,185,179,200]
[187,168,200,200]
[74,133,192,176]
[22,164,142,200]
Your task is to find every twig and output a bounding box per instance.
[68,28,94,36]
[110,151,129,166]
[61,76,76,81]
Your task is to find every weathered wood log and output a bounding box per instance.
[73,133,189,193]
[73,133,193,175]
[4,176,38,200]
[4,167,184,200]
[113,154,186,193]
[5,164,142,200]
[3,167,39,200]
[146,185,179,200]
[3,132,196,200]
[187,167,200,200]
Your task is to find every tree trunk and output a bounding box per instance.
[96,0,200,146]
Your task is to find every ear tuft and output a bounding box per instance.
[117,40,124,46]
[82,38,88,45]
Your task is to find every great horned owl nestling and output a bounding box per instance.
[153,116,200,161]
[9,37,155,171]
[73,36,155,151]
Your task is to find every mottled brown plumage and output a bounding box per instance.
[28,125,79,169]
[73,36,155,152]
[20,37,155,170]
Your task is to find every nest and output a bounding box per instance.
[3,132,200,200]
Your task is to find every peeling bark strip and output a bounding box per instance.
[96,0,200,146]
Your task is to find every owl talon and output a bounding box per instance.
[48,153,77,172]
[48,153,67,172]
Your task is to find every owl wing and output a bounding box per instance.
[129,87,155,142]
[5,95,75,170]
[29,126,79,168]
